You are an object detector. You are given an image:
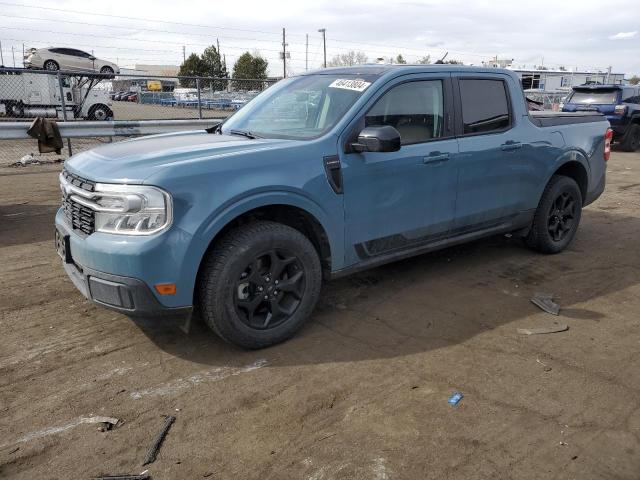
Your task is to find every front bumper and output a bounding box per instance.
[55,208,192,318]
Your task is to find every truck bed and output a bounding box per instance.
[529,111,604,127]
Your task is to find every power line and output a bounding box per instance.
[0,1,288,37]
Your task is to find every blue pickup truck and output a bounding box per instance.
[56,65,610,348]
[562,84,640,151]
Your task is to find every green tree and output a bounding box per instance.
[201,45,228,90]
[232,52,268,89]
[395,54,407,64]
[629,75,640,85]
[178,53,207,87]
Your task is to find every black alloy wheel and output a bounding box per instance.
[547,191,576,242]
[234,249,305,330]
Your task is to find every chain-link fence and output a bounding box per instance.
[0,67,277,165]
[0,67,276,122]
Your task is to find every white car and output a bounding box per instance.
[24,48,120,75]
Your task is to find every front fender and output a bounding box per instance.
[177,189,344,305]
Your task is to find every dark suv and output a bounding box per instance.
[562,84,640,151]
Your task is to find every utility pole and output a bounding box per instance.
[318,28,326,68]
[182,46,186,63]
[12,46,15,67]
[0,40,4,66]
[281,27,287,78]
[606,65,611,84]
[305,34,308,71]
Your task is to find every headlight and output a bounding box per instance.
[91,183,172,235]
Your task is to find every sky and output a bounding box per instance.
[0,0,638,77]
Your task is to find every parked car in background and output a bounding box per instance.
[24,47,120,76]
[56,65,610,349]
[562,84,640,151]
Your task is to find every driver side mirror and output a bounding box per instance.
[351,125,401,153]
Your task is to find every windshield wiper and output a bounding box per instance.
[228,129,261,139]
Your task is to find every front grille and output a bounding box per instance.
[61,170,95,235]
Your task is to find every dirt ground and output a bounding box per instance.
[111,102,231,121]
[1,151,639,480]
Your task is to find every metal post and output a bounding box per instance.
[282,28,287,78]
[196,77,202,119]
[57,72,72,156]
[12,46,15,67]
[318,28,326,68]
[0,40,3,65]
[305,34,308,71]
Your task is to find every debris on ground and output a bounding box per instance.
[2,416,119,448]
[142,416,176,466]
[12,153,64,167]
[448,392,463,406]
[517,323,569,336]
[536,358,553,372]
[531,293,560,315]
[94,474,150,480]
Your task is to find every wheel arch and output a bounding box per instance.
[190,195,338,307]
[546,151,590,205]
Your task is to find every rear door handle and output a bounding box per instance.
[423,152,450,164]
[501,141,522,151]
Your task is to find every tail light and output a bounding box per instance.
[614,105,627,116]
[604,128,613,162]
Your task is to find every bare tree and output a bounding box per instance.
[327,50,368,67]
[416,55,431,64]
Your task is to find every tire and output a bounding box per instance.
[100,66,114,74]
[88,104,112,121]
[43,60,59,71]
[198,221,322,349]
[619,124,640,152]
[525,175,582,254]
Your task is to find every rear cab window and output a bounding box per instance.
[567,89,619,105]
[458,78,511,135]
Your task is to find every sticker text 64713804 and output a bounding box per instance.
[328,78,372,92]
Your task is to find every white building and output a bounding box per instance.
[510,68,625,91]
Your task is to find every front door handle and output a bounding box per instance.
[501,141,522,151]
[423,152,450,164]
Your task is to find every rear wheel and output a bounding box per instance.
[619,124,640,152]
[525,175,582,254]
[43,60,59,71]
[198,221,322,349]
[100,66,114,74]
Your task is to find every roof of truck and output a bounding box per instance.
[301,64,516,77]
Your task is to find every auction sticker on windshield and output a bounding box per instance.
[329,78,371,92]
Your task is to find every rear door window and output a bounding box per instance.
[459,79,510,134]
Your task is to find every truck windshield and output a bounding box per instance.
[221,74,378,140]
[566,89,619,104]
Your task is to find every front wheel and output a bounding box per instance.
[525,175,582,254]
[100,66,114,74]
[88,104,112,120]
[198,221,322,349]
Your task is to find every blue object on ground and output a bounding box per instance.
[448,392,463,406]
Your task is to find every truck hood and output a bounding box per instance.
[65,130,297,183]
